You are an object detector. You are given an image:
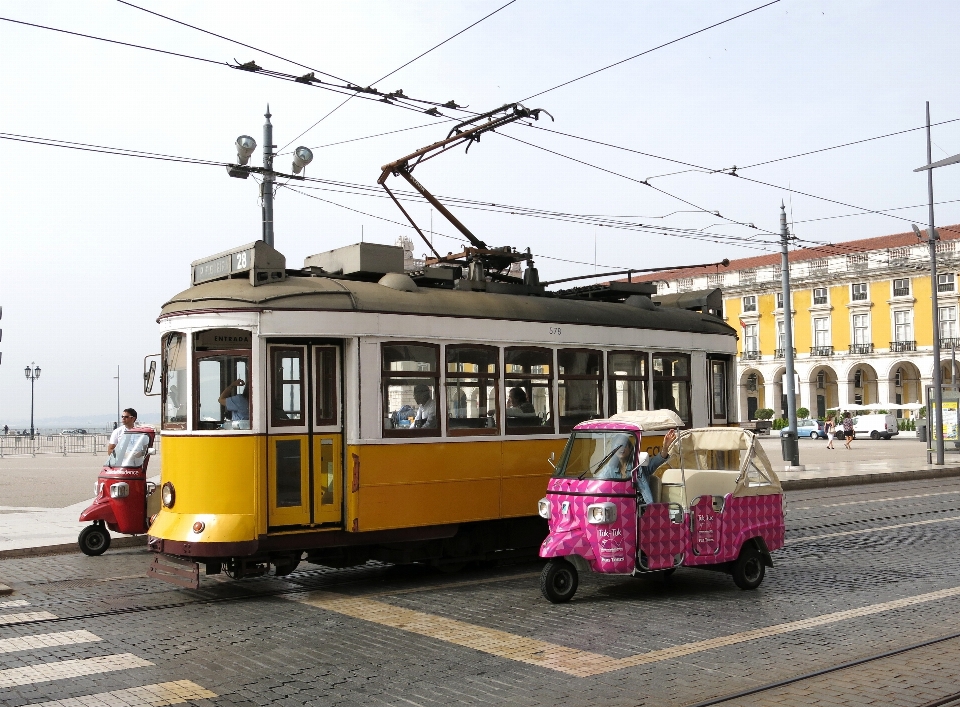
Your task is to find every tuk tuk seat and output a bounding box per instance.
[657,468,741,508]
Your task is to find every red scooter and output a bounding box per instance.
[78,426,158,556]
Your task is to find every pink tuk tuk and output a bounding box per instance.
[538,410,785,603]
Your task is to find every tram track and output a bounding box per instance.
[683,630,960,707]
[786,504,960,534]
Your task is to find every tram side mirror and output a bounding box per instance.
[547,452,556,469]
[143,355,161,396]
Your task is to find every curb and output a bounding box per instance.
[0,534,147,560]
[781,466,960,490]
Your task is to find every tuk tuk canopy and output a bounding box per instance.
[608,409,684,431]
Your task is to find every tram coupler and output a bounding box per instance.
[147,554,201,589]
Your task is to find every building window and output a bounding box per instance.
[814,317,830,348]
[505,347,554,434]
[847,253,868,270]
[746,373,758,392]
[893,278,910,297]
[445,345,499,436]
[940,307,957,340]
[852,283,868,301]
[742,295,757,312]
[853,314,869,346]
[678,277,693,292]
[608,351,648,415]
[558,349,603,432]
[161,332,188,430]
[777,320,785,351]
[813,288,827,305]
[854,369,863,389]
[708,273,724,286]
[382,343,440,437]
[894,310,913,342]
[939,273,955,292]
[740,270,757,285]
[776,292,784,309]
[653,353,691,427]
[895,368,903,388]
[810,259,828,274]
[744,324,759,355]
[773,264,782,279]
[854,393,863,405]
[817,371,826,390]
[937,241,955,254]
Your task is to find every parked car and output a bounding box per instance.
[852,414,899,440]
[61,428,88,435]
[780,419,824,439]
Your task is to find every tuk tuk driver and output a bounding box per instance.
[635,428,678,505]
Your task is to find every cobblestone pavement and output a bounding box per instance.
[3,477,960,706]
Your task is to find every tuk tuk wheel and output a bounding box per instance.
[78,524,111,556]
[731,545,764,590]
[540,558,579,603]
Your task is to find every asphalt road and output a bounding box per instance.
[3,476,960,706]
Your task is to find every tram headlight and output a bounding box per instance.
[537,498,552,519]
[586,502,617,525]
[161,482,175,508]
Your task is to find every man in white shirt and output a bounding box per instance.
[107,408,138,454]
[412,384,436,428]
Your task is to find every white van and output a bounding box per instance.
[852,414,899,440]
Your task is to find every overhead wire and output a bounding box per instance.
[519,0,781,102]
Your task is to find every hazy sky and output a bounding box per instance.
[2,0,960,424]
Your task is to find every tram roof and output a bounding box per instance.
[160,275,736,336]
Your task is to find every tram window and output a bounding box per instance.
[446,345,499,435]
[275,439,302,507]
[608,351,648,415]
[382,343,440,437]
[196,353,250,431]
[161,332,187,430]
[315,347,338,427]
[558,349,603,433]
[505,347,554,434]
[272,349,304,426]
[653,353,691,427]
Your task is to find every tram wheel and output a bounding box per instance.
[731,545,764,590]
[78,524,111,556]
[272,559,300,577]
[540,559,579,603]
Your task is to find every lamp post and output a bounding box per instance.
[913,101,960,465]
[24,362,40,440]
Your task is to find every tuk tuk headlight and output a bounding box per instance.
[537,498,552,519]
[587,502,617,525]
[109,482,129,499]
[161,482,175,508]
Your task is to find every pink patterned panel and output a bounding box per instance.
[638,503,687,570]
[542,477,637,575]
[575,421,643,432]
[719,494,785,561]
[690,495,722,558]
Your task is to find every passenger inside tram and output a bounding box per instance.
[218,378,249,425]
[412,384,437,428]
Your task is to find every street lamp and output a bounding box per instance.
[913,101,960,465]
[225,106,316,249]
[24,362,40,440]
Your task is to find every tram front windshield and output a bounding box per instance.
[107,432,151,468]
[556,431,636,481]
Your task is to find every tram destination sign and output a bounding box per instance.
[190,242,286,287]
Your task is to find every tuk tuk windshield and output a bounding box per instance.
[106,432,151,468]
[556,431,636,480]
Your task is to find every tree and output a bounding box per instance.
[796,407,810,420]
[754,408,774,420]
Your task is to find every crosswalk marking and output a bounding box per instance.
[0,653,152,688]
[294,584,960,677]
[19,680,217,706]
[0,611,57,625]
[0,599,30,609]
[0,630,100,654]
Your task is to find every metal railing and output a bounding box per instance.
[849,343,874,355]
[941,337,960,350]
[740,350,761,361]
[775,347,796,359]
[809,345,834,357]
[890,340,917,353]
[0,433,111,457]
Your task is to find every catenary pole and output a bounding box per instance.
[926,101,945,465]
[262,105,275,247]
[780,203,799,467]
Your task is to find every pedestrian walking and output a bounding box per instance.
[825,418,835,449]
[842,411,855,449]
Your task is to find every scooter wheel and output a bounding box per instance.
[78,524,111,556]
[731,544,764,590]
[540,558,579,603]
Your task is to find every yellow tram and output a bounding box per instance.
[146,240,737,587]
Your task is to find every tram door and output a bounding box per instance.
[266,343,343,528]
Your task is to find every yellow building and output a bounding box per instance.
[638,225,960,421]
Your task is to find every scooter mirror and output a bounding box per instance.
[145,481,157,496]
[147,447,156,456]
[547,451,556,469]
[634,452,649,470]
